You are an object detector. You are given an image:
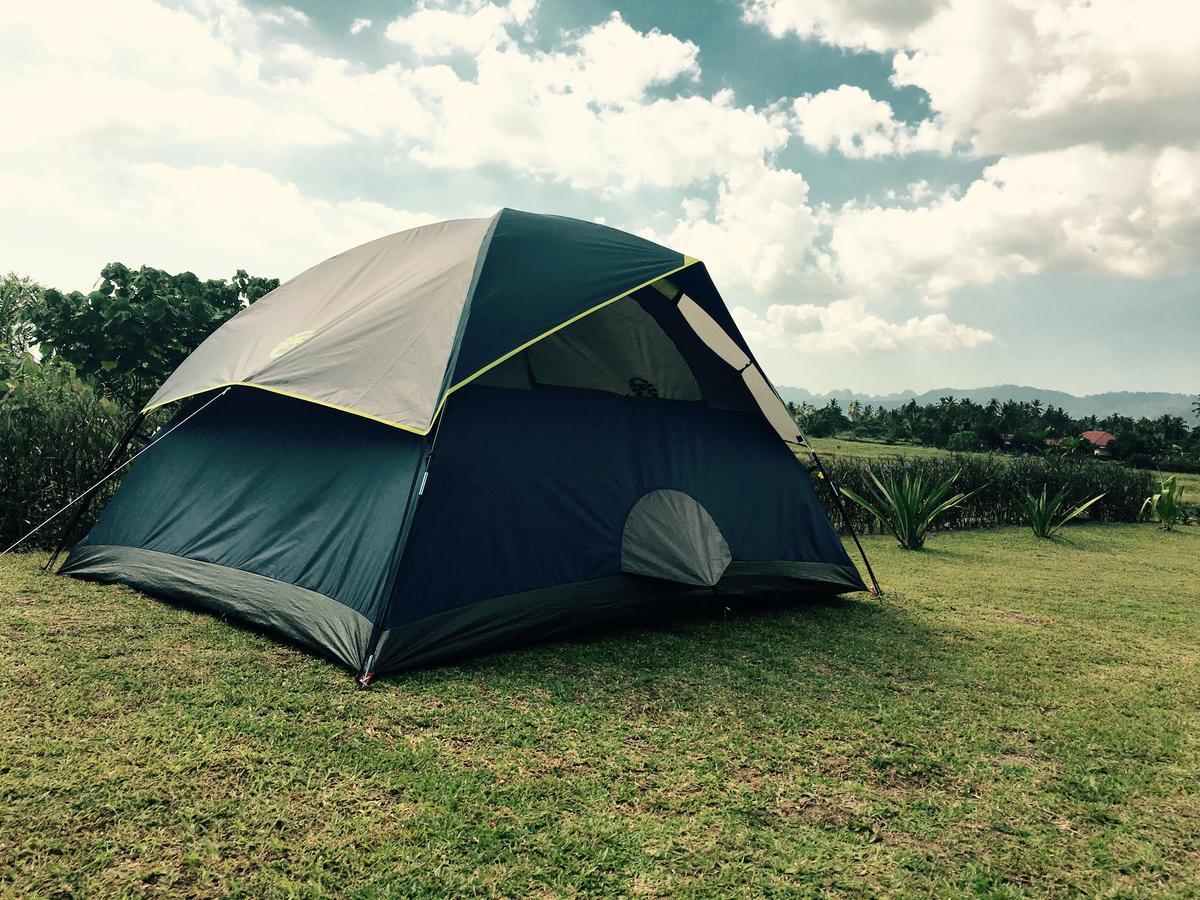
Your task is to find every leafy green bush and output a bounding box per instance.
[1023,486,1107,538]
[31,263,277,411]
[840,469,982,550]
[817,452,1156,535]
[1,356,129,550]
[946,431,977,452]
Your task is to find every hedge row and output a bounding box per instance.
[1,360,130,551]
[811,450,1159,535]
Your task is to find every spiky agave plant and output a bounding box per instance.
[841,469,983,550]
[1141,476,1187,531]
[1023,485,1107,538]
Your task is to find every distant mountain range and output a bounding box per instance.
[776,384,1197,421]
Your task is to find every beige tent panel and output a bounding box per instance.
[741,364,802,443]
[144,216,495,434]
[675,293,800,443]
[677,294,750,370]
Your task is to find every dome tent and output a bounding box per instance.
[62,209,868,681]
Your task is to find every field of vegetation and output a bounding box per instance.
[791,394,1200,477]
[808,436,960,460]
[3,524,1197,896]
[807,436,1198,517]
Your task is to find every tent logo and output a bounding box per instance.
[628,377,659,398]
[269,330,316,359]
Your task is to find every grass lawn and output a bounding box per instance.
[2,525,1198,896]
[807,436,958,461]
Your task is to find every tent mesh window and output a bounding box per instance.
[474,287,757,414]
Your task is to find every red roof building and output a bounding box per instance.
[1081,430,1115,448]
[1081,430,1116,457]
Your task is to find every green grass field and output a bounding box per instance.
[3,525,1198,896]
[807,436,959,461]
[808,436,1200,498]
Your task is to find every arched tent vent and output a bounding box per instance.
[621,490,732,587]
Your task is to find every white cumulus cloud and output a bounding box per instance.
[403,12,787,191]
[731,299,993,354]
[385,1,529,58]
[748,0,1200,155]
[829,143,1200,304]
[743,0,945,51]
[646,164,821,297]
[0,161,439,291]
[791,85,952,157]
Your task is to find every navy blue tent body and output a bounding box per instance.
[63,210,866,677]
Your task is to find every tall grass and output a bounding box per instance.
[817,451,1155,535]
[1,357,129,550]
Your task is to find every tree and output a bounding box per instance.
[1155,415,1188,450]
[1193,395,1200,421]
[31,263,278,410]
[0,272,41,365]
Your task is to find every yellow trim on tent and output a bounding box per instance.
[141,257,702,436]
[143,382,430,434]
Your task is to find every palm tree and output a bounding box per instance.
[1193,395,1200,421]
[1160,415,1187,447]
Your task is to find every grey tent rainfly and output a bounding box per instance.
[61,209,872,683]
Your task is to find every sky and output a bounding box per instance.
[1,0,1198,396]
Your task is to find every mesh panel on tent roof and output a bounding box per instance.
[474,291,753,407]
[528,297,702,401]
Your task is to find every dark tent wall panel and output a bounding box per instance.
[379,385,862,652]
[450,209,689,387]
[62,389,424,667]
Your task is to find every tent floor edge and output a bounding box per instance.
[372,560,865,675]
[61,544,375,672]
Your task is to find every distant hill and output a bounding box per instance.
[776,384,1196,420]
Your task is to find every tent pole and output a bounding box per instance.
[356,431,436,689]
[800,437,882,598]
[42,412,146,574]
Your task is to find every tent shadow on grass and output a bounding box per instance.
[378,585,951,697]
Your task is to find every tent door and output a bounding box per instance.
[620,489,732,587]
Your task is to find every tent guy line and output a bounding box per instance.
[0,388,231,558]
